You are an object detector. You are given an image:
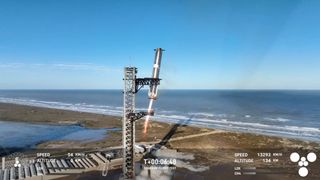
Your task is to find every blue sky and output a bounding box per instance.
[0,0,319,89]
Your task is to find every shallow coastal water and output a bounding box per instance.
[0,121,120,148]
[0,90,319,142]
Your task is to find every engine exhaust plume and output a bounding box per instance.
[144,99,154,133]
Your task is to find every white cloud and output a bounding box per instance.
[0,63,121,72]
[0,63,24,68]
[51,63,121,72]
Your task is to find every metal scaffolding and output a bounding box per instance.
[123,67,137,179]
[122,48,164,179]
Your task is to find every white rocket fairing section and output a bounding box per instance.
[148,48,163,100]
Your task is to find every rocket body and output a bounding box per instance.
[148,48,163,100]
[144,48,164,133]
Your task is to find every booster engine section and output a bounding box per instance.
[148,48,163,100]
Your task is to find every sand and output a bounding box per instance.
[0,102,320,179]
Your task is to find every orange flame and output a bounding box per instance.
[143,116,150,134]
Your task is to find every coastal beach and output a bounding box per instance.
[1,90,319,142]
[0,102,319,179]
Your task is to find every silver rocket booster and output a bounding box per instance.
[148,48,163,100]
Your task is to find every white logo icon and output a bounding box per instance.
[290,152,317,177]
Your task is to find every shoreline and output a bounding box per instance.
[0,102,122,128]
[1,102,320,179]
[0,102,319,150]
[0,102,214,149]
[0,102,319,143]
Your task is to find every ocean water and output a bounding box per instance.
[0,90,319,142]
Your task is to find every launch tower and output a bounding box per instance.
[122,48,164,179]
